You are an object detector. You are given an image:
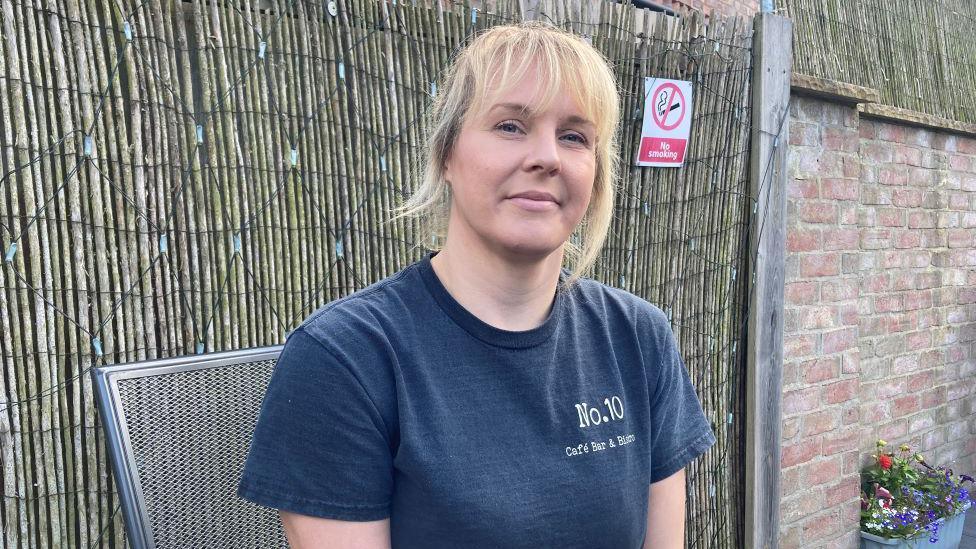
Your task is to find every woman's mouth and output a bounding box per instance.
[507,191,559,211]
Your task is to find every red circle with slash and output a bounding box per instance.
[651,82,686,131]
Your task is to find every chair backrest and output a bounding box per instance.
[92,345,288,549]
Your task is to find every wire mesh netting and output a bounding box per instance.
[778,0,976,124]
[0,0,758,546]
[116,359,288,547]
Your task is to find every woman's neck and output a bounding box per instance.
[429,242,563,332]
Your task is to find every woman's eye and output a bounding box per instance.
[562,132,588,145]
[496,121,522,133]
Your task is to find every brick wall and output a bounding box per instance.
[780,95,976,548]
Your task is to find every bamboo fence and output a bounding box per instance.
[0,0,755,546]
[778,0,976,124]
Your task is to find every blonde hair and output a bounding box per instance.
[392,21,621,287]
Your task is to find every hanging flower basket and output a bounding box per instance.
[860,440,974,549]
[860,501,970,548]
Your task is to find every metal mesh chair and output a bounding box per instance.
[92,346,288,549]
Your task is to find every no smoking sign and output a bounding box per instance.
[636,77,693,167]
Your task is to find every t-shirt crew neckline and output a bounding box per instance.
[418,251,567,349]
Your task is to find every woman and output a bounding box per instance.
[238,21,715,548]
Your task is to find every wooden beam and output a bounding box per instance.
[790,73,879,106]
[858,102,976,139]
[745,12,791,549]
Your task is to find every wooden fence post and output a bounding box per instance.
[518,0,541,21]
[745,11,792,549]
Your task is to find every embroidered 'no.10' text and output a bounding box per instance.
[574,396,624,428]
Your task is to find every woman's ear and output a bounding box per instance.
[441,157,453,188]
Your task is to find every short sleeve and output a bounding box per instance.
[646,310,716,483]
[237,327,393,520]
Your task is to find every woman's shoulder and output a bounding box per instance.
[568,275,671,330]
[297,261,427,348]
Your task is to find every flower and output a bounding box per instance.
[861,439,972,542]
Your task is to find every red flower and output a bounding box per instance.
[879,454,893,470]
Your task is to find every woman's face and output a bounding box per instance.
[442,63,597,262]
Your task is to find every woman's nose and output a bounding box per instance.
[523,130,562,175]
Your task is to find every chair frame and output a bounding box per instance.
[92,345,283,549]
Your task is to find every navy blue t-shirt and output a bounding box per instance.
[238,252,715,547]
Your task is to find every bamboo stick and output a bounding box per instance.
[329,0,356,297]
[99,4,134,543]
[223,0,247,348]
[194,0,222,354]
[347,0,371,284]
[258,1,290,333]
[33,5,75,547]
[7,1,53,545]
[318,0,342,313]
[233,0,268,344]
[298,0,332,307]
[0,261,26,549]
[0,22,30,540]
[0,4,30,546]
[148,0,181,357]
[125,4,155,366]
[376,0,400,279]
[358,0,386,283]
[282,0,312,325]
[205,0,237,352]
[258,0,290,323]
[168,0,198,357]
[71,2,114,544]
[319,0,350,304]
[385,0,412,267]
[101,4,141,371]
